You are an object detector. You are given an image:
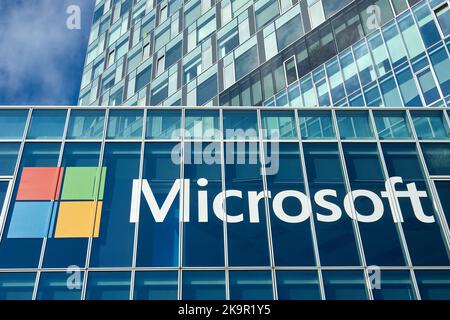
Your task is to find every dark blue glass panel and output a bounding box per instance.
[197,74,217,106]
[43,143,101,268]
[266,143,315,266]
[343,143,406,266]
[182,271,226,300]
[411,111,450,140]
[229,271,273,300]
[415,270,450,300]
[225,143,271,267]
[413,3,441,48]
[382,144,450,266]
[303,143,361,266]
[0,143,60,268]
[323,270,368,300]
[276,270,321,300]
[137,143,180,267]
[134,271,178,300]
[372,270,416,300]
[421,143,450,175]
[36,272,83,300]
[89,143,140,267]
[67,109,105,140]
[429,46,450,97]
[0,143,20,176]
[0,273,36,300]
[223,111,258,140]
[86,272,131,300]
[183,143,224,267]
[435,181,450,231]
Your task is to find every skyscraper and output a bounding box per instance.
[0,0,449,300]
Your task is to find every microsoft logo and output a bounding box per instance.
[7,167,106,239]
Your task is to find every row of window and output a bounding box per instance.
[0,108,448,141]
[1,269,449,300]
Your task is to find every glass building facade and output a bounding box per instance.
[0,106,449,300]
[1,0,450,301]
[79,0,450,108]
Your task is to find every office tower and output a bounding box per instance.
[0,0,450,300]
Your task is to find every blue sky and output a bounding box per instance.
[0,0,94,105]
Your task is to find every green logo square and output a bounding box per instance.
[61,167,106,201]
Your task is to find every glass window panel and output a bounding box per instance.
[235,45,258,81]
[0,143,20,176]
[421,143,450,175]
[415,270,450,300]
[303,143,361,266]
[306,24,337,69]
[0,110,28,139]
[146,110,181,139]
[359,0,393,34]
[86,272,131,300]
[299,111,335,140]
[225,143,270,266]
[396,65,422,106]
[339,50,360,95]
[135,65,152,92]
[337,111,374,140]
[182,271,226,300]
[380,74,403,106]
[411,112,450,140]
[435,4,450,37]
[354,41,376,86]
[89,143,139,267]
[372,270,416,300]
[107,110,143,139]
[229,271,273,300]
[343,143,407,266]
[37,272,83,300]
[398,12,425,60]
[134,271,178,300]
[183,142,224,267]
[417,68,441,105]
[265,143,315,266]
[137,143,180,267]
[435,181,450,231]
[67,110,105,140]
[322,0,352,18]
[223,110,258,140]
[382,144,450,266]
[323,270,368,300]
[326,59,346,103]
[429,46,450,97]
[276,270,321,300]
[27,110,67,140]
[255,0,279,29]
[0,273,36,300]
[368,31,391,77]
[413,3,441,48]
[261,111,297,140]
[374,111,413,140]
[332,7,364,52]
[382,22,408,68]
[185,110,220,140]
[276,13,303,51]
[197,74,217,106]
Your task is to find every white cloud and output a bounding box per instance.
[0,0,87,105]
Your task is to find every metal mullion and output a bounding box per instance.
[331,109,372,300]
[294,109,325,300]
[130,108,147,301]
[32,108,71,301]
[257,108,277,300]
[219,108,230,300]
[178,108,186,301]
[367,109,421,300]
[81,107,109,301]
